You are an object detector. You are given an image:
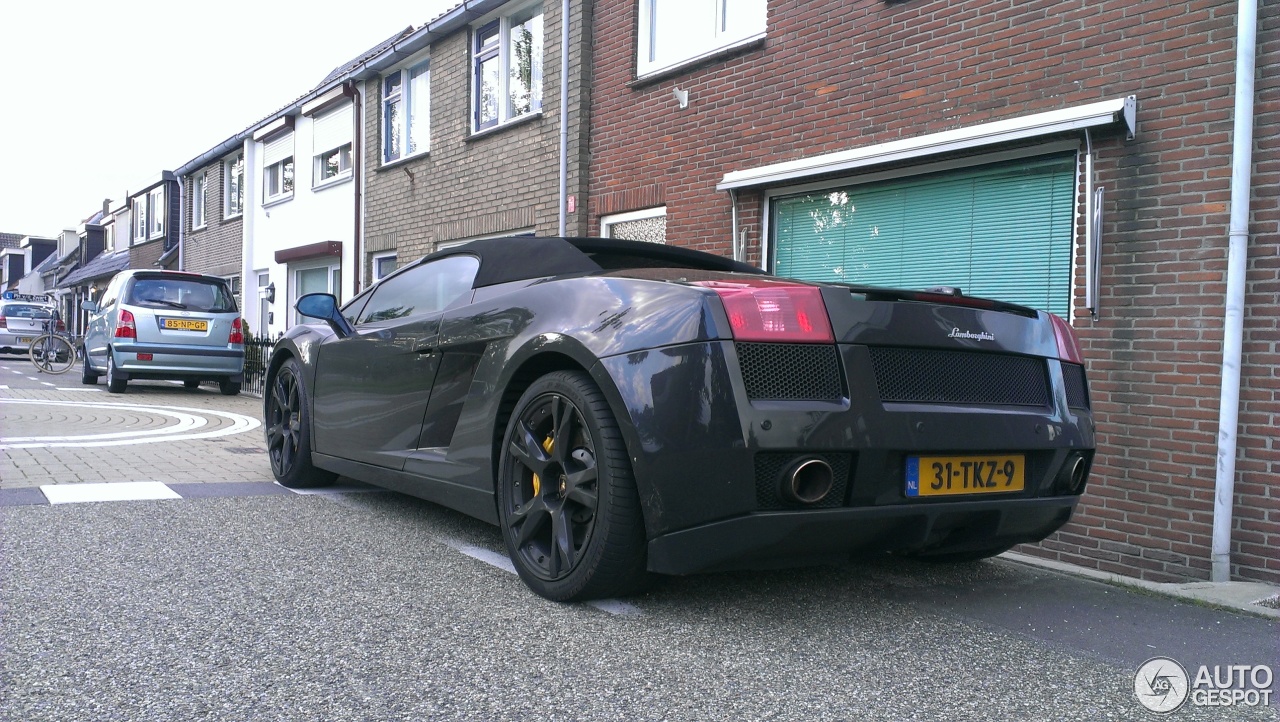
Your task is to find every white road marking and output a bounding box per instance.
[586,599,644,616]
[3,406,206,442]
[283,481,384,495]
[0,385,7,389]
[41,481,182,505]
[40,382,55,386]
[454,543,518,574]
[0,400,260,449]
[54,388,102,391]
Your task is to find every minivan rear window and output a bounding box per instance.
[126,277,238,313]
[1,303,54,319]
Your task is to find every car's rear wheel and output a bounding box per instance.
[106,354,126,394]
[266,358,335,489]
[498,370,649,602]
[81,354,99,385]
[219,379,241,396]
[183,380,200,389]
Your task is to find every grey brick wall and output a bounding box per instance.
[183,160,243,280]
[363,0,593,285]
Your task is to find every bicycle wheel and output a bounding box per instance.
[30,334,76,374]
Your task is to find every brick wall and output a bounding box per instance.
[367,0,593,273]
[182,161,244,280]
[588,0,1279,582]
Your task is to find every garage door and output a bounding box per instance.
[771,154,1076,316]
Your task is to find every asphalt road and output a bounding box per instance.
[1,356,1276,721]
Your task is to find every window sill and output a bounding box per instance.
[192,223,207,232]
[263,194,294,209]
[466,111,542,142]
[225,211,244,221]
[630,34,767,88]
[312,173,353,191]
[377,151,430,173]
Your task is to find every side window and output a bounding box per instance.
[356,255,480,325]
[98,276,122,309]
[341,287,375,325]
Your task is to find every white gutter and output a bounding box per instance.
[717,96,1137,191]
[557,0,570,236]
[1211,0,1258,584]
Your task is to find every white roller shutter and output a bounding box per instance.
[313,104,353,154]
[262,132,294,166]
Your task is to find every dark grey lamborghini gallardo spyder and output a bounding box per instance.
[264,236,1094,601]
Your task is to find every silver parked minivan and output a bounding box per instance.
[82,270,245,395]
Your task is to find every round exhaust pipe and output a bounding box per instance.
[781,457,835,505]
[1058,454,1088,494]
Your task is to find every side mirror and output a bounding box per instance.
[296,293,354,338]
[81,301,100,313]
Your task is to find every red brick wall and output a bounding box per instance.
[588,0,1279,582]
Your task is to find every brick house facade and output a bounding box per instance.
[364,0,592,273]
[181,155,245,305]
[125,173,181,272]
[587,0,1278,583]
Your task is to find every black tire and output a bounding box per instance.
[81,353,99,385]
[106,354,126,394]
[218,379,241,396]
[266,358,335,489]
[497,370,649,602]
[183,379,201,389]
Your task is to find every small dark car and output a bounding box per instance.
[266,237,1094,601]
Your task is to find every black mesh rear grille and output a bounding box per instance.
[736,343,842,401]
[1062,363,1090,409]
[755,452,852,510]
[869,347,1050,407]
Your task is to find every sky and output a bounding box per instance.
[0,0,458,238]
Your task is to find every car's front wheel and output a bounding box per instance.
[266,358,335,489]
[498,370,649,602]
[106,354,126,394]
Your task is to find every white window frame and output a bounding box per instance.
[636,0,767,79]
[256,270,271,337]
[314,143,353,188]
[192,173,207,230]
[147,187,165,239]
[263,157,294,204]
[103,222,114,252]
[131,197,146,242]
[471,4,543,133]
[371,252,398,283]
[225,153,244,218]
[600,206,667,240]
[382,60,430,163]
[289,260,341,327]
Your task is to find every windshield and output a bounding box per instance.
[126,278,238,313]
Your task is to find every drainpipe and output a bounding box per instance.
[352,81,363,296]
[1211,0,1257,583]
[557,0,570,236]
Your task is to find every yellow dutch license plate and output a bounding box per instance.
[906,454,1025,497]
[162,318,208,331]
[17,337,34,343]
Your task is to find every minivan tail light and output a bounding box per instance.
[228,317,243,345]
[114,309,137,339]
[0,316,6,329]
[1049,313,1083,364]
[703,283,834,343]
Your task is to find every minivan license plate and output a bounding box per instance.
[162,318,208,331]
[906,455,1025,497]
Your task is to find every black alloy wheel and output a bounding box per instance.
[498,370,649,602]
[265,358,335,489]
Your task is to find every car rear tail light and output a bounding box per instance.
[56,318,65,332]
[1049,313,1083,364]
[228,317,243,344]
[704,284,834,343]
[114,309,137,339]
[0,316,6,329]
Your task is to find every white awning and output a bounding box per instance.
[717,96,1136,191]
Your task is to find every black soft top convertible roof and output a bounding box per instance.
[419,236,765,288]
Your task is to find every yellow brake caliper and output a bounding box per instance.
[531,434,555,496]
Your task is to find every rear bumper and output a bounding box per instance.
[0,331,39,351]
[110,344,244,378]
[646,496,1078,575]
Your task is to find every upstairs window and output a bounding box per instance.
[147,187,165,239]
[262,133,294,204]
[104,222,114,251]
[225,153,244,218]
[132,197,146,242]
[192,173,206,229]
[473,5,543,132]
[383,62,430,163]
[637,0,767,78]
[313,103,355,186]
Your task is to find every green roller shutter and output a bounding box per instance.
[772,154,1076,316]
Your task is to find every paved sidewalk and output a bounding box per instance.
[0,376,271,489]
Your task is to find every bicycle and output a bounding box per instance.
[28,310,78,374]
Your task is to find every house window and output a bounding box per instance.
[317,145,353,182]
[472,5,543,132]
[132,197,146,242]
[312,102,355,186]
[192,174,206,229]
[147,187,165,239]
[601,207,667,243]
[225,153,244,218]
[103,223,114,252]
[257,271,271,336]
[373,252,397,282]
[264,158,294,202]
[637,0,767,77]
[382,62,429,163]
[291,262,341,327]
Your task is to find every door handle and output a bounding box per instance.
[415,345,436,355]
